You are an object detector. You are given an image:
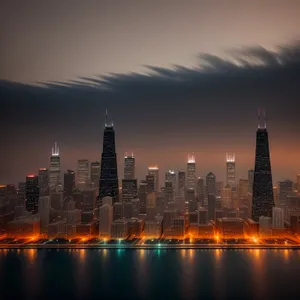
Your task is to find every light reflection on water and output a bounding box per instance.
[0,249,300,299]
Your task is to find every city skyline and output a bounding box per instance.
[2,107,299,187]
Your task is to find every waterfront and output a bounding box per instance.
[0,249,300,300]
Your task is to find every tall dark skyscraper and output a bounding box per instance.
[64,170,75,197]
[26,174,39,214]
[99,110,119,204]
[252,108,274,222]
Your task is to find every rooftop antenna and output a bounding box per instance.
[105,109,108,127]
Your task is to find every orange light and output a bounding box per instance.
[27,174,36,178]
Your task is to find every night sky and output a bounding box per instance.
[1,1,300,185]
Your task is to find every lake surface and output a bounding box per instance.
[0,249,299,300]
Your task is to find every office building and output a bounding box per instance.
[178,170,186,198]
[111,219,128,239]
[226,153,236,187]
[252,108,274,221]
[259,216,272,236]
[99,110,119,204]
[64,170,75,197]
[122,179,137,202]
[38,168,49,197]
[238,179,249,207]
[165,170,176,195]
[90,161,100,188]
[49,142,60,191]
[124,153,135,179]
[164,181,173,208]
[39,196,50,233]
[208,194,216,221]
[196,177,205,205]
[278,180,293,206]
[148,166,159,192]
[99,204,113,237]
[272,207,284,229]
[77,159,89,187]
[206,172,216,195]
[187,154,196,189]
[25,174,39,214]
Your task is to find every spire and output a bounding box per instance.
[52,142,59,156]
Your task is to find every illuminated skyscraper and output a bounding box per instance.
[226,153,236,187]
[178,171,186,198]
[26,174,39,214]
[124,153,135,179]
[38,168,49,197]
[90,161,100,188]
[165,170,176,195]
[252,108,274,222]
[77,159,89,187]
[99,110,119,204]
[49,142,60,192]
[187,154,196,189]
[148,166,159,192]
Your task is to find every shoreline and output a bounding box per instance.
[0,244,300,250]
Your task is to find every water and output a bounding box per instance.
[0,249,299,300]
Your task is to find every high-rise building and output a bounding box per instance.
[187,154,196,189]
[238,179,249,207]
[278,180,293,206]
[49,142,60,192]
[138,182,148,214]
[64,170,75,197]
[206,172,216,195]
[252,108,274,222]
[272,207,284,229]
[99,204,113,237]
[26,174,39,214]
[196,177,205,205]
[208,194,216,221]
[178,171,186,198]
[124,153,135,179]
[164,181,173,207]
[38,168,49,197]
[122,179,137,202]
[146,174,155,193]
[90,161,100,188]
[77,159,89,187]
[222,184,232,208]
[39,196,50,233]
[99,110,119,204]
[165,170,176,195]
[226,153,236,187]
[148,166,159,192]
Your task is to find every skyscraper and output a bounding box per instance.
[196,177,205,205]
[38,168,49,197]
[252,108,274,222]
[187,154,196,189]
[148,166,159,192]
[90,161,100,188]
[26,174,39,214]
[64,170,75,197]
[124,153,135,179]
[226,153,236,187]
[206,172,216,195]
[49,142,60,192]
[99,110,119,204]
[122,179,137,202]
[77,159,89,187]
[178,171,186,198]
[278,180,293,206]
[165,170,176,195]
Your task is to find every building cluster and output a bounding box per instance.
[1,110,300,240]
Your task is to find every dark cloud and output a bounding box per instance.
[1,42,300,184]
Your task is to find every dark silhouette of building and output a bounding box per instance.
[64,170,75,197]
[252,108,274,221]
[26,174,39,214]
[99,110,119,204]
